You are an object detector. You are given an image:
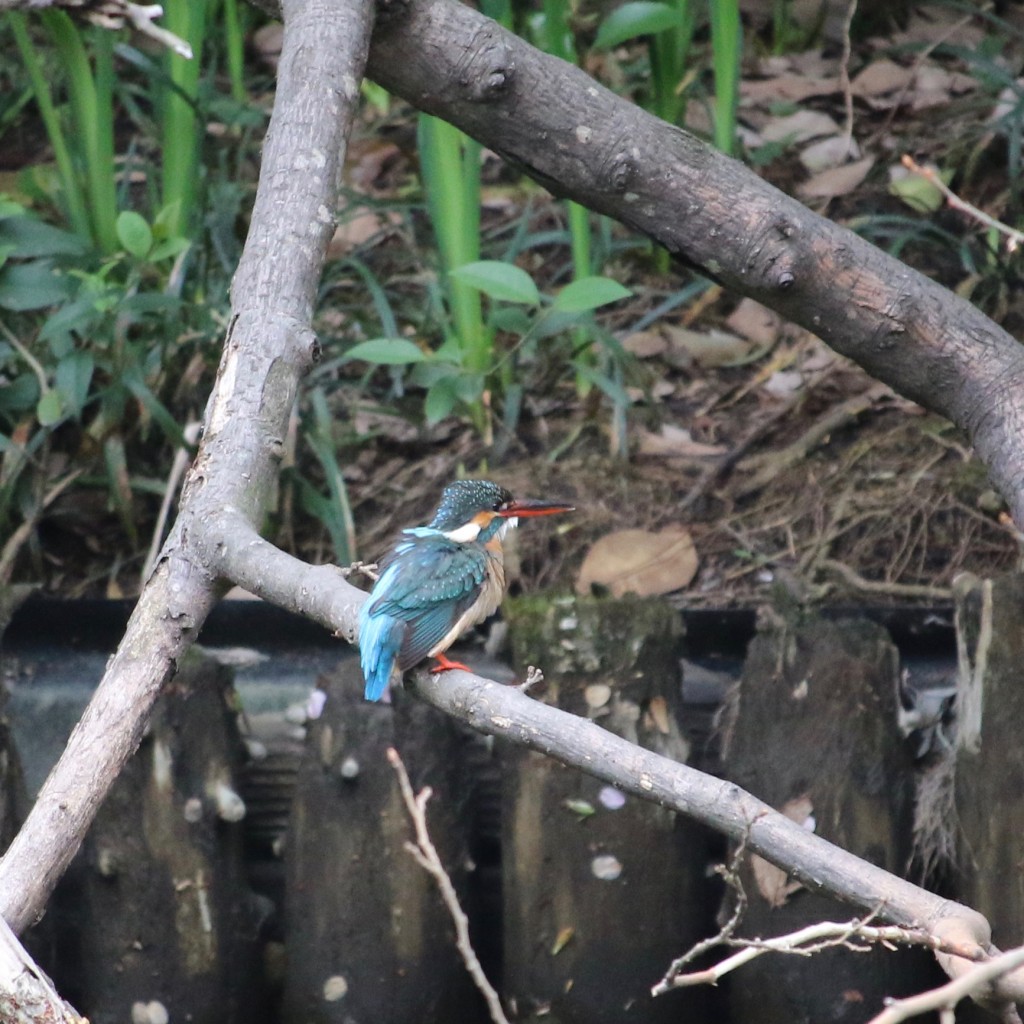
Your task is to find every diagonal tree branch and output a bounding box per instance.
[352,0,1024,523]
[0,0,374,937]
[198,527,1024,1009]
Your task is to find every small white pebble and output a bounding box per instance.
[323,975,349,1001]
[306,689,328,720]
[598,786,626,810]
[591,854,622,881]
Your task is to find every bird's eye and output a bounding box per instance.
[496,500,510,512]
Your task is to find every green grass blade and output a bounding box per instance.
[9,13,93,244]
[222,0,248,103]
[308,387,355,562]
[42,12,119,253]
[161,0,208,238]
[708,0,741,155]
[418,113,490,382]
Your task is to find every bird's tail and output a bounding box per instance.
[358,604,404,701]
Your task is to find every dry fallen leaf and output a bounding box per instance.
[576,525,699,598]
[761,109,841,145]
[725,298,783,347]
[662,324,756,368]
[636,425,726,458]
[622,329,668,358]
[798,156,874,199]
[750,795,814,907]
[852,59,915,98]
[799,135,861,174]
[327,210,401,258]
[741,74,839,106]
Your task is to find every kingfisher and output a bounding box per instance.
[358,479,574,701]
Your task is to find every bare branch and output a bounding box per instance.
[0,0,192,57]
[387,748,511,1024]
[657,918,985,993]
[868,945,1024,1024]
[901,155,1024,253]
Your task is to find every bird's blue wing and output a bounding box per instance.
[364,534,489,670]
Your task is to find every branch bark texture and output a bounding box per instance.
[361,0,1024,523]
[0,0,374,935]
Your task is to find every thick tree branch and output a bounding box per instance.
[200,526,1024,1010]
[354,0,1024,523]
[0,917,83,1023]
[0,0,373,937]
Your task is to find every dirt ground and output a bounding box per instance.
[14,2,1024,605]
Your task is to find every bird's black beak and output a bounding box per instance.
[500,498,575,518]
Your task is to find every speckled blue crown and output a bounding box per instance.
[430,480,512,530]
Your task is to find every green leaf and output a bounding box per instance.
[40,295,102,342]
[424,377,458,423]
[343,338,427,365]
[889,170,951,214]
[0,261,72,311]
[36,389,63,426]
[147,236,190,262]
[55,350,94,416]
[0,216,88,257]
[563,798,596,819]
[490,306,533,335]
[594,1,680,48]
[116,210,153,259]
[450,260,540,306]
[0,373,39,413]
[552,276,632,314]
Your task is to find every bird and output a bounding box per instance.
[358,479,574,701]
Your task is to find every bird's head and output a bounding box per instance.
[429,479,574,543]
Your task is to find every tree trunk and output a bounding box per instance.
[721,612,940,1022]
[501,593,713,1024]
[282,659,485,1024]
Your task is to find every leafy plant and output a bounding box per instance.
[529,1,603,394]
[594,0,696,127]
[339,260,631,436]
[0,197,197,550]
[417,113,490,433]
[591,0,741,154]
[10,11,118,252]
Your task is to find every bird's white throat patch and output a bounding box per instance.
[442,516,517,544]
[443,521,482,543]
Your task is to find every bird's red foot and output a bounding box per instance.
[430,652,473,674]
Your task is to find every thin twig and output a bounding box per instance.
[901,155,1024,253]
[86,2,193,58]
[819,558,952,602]
[659,917,986,993]
[868,944,1024,1024]
[737,383,889,496]
[838,0,858,156]
[142,421,202,583]
[653,830,751,994]
[0,319,49,398]
[0,470,83,585]
[387,748,512,1024]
